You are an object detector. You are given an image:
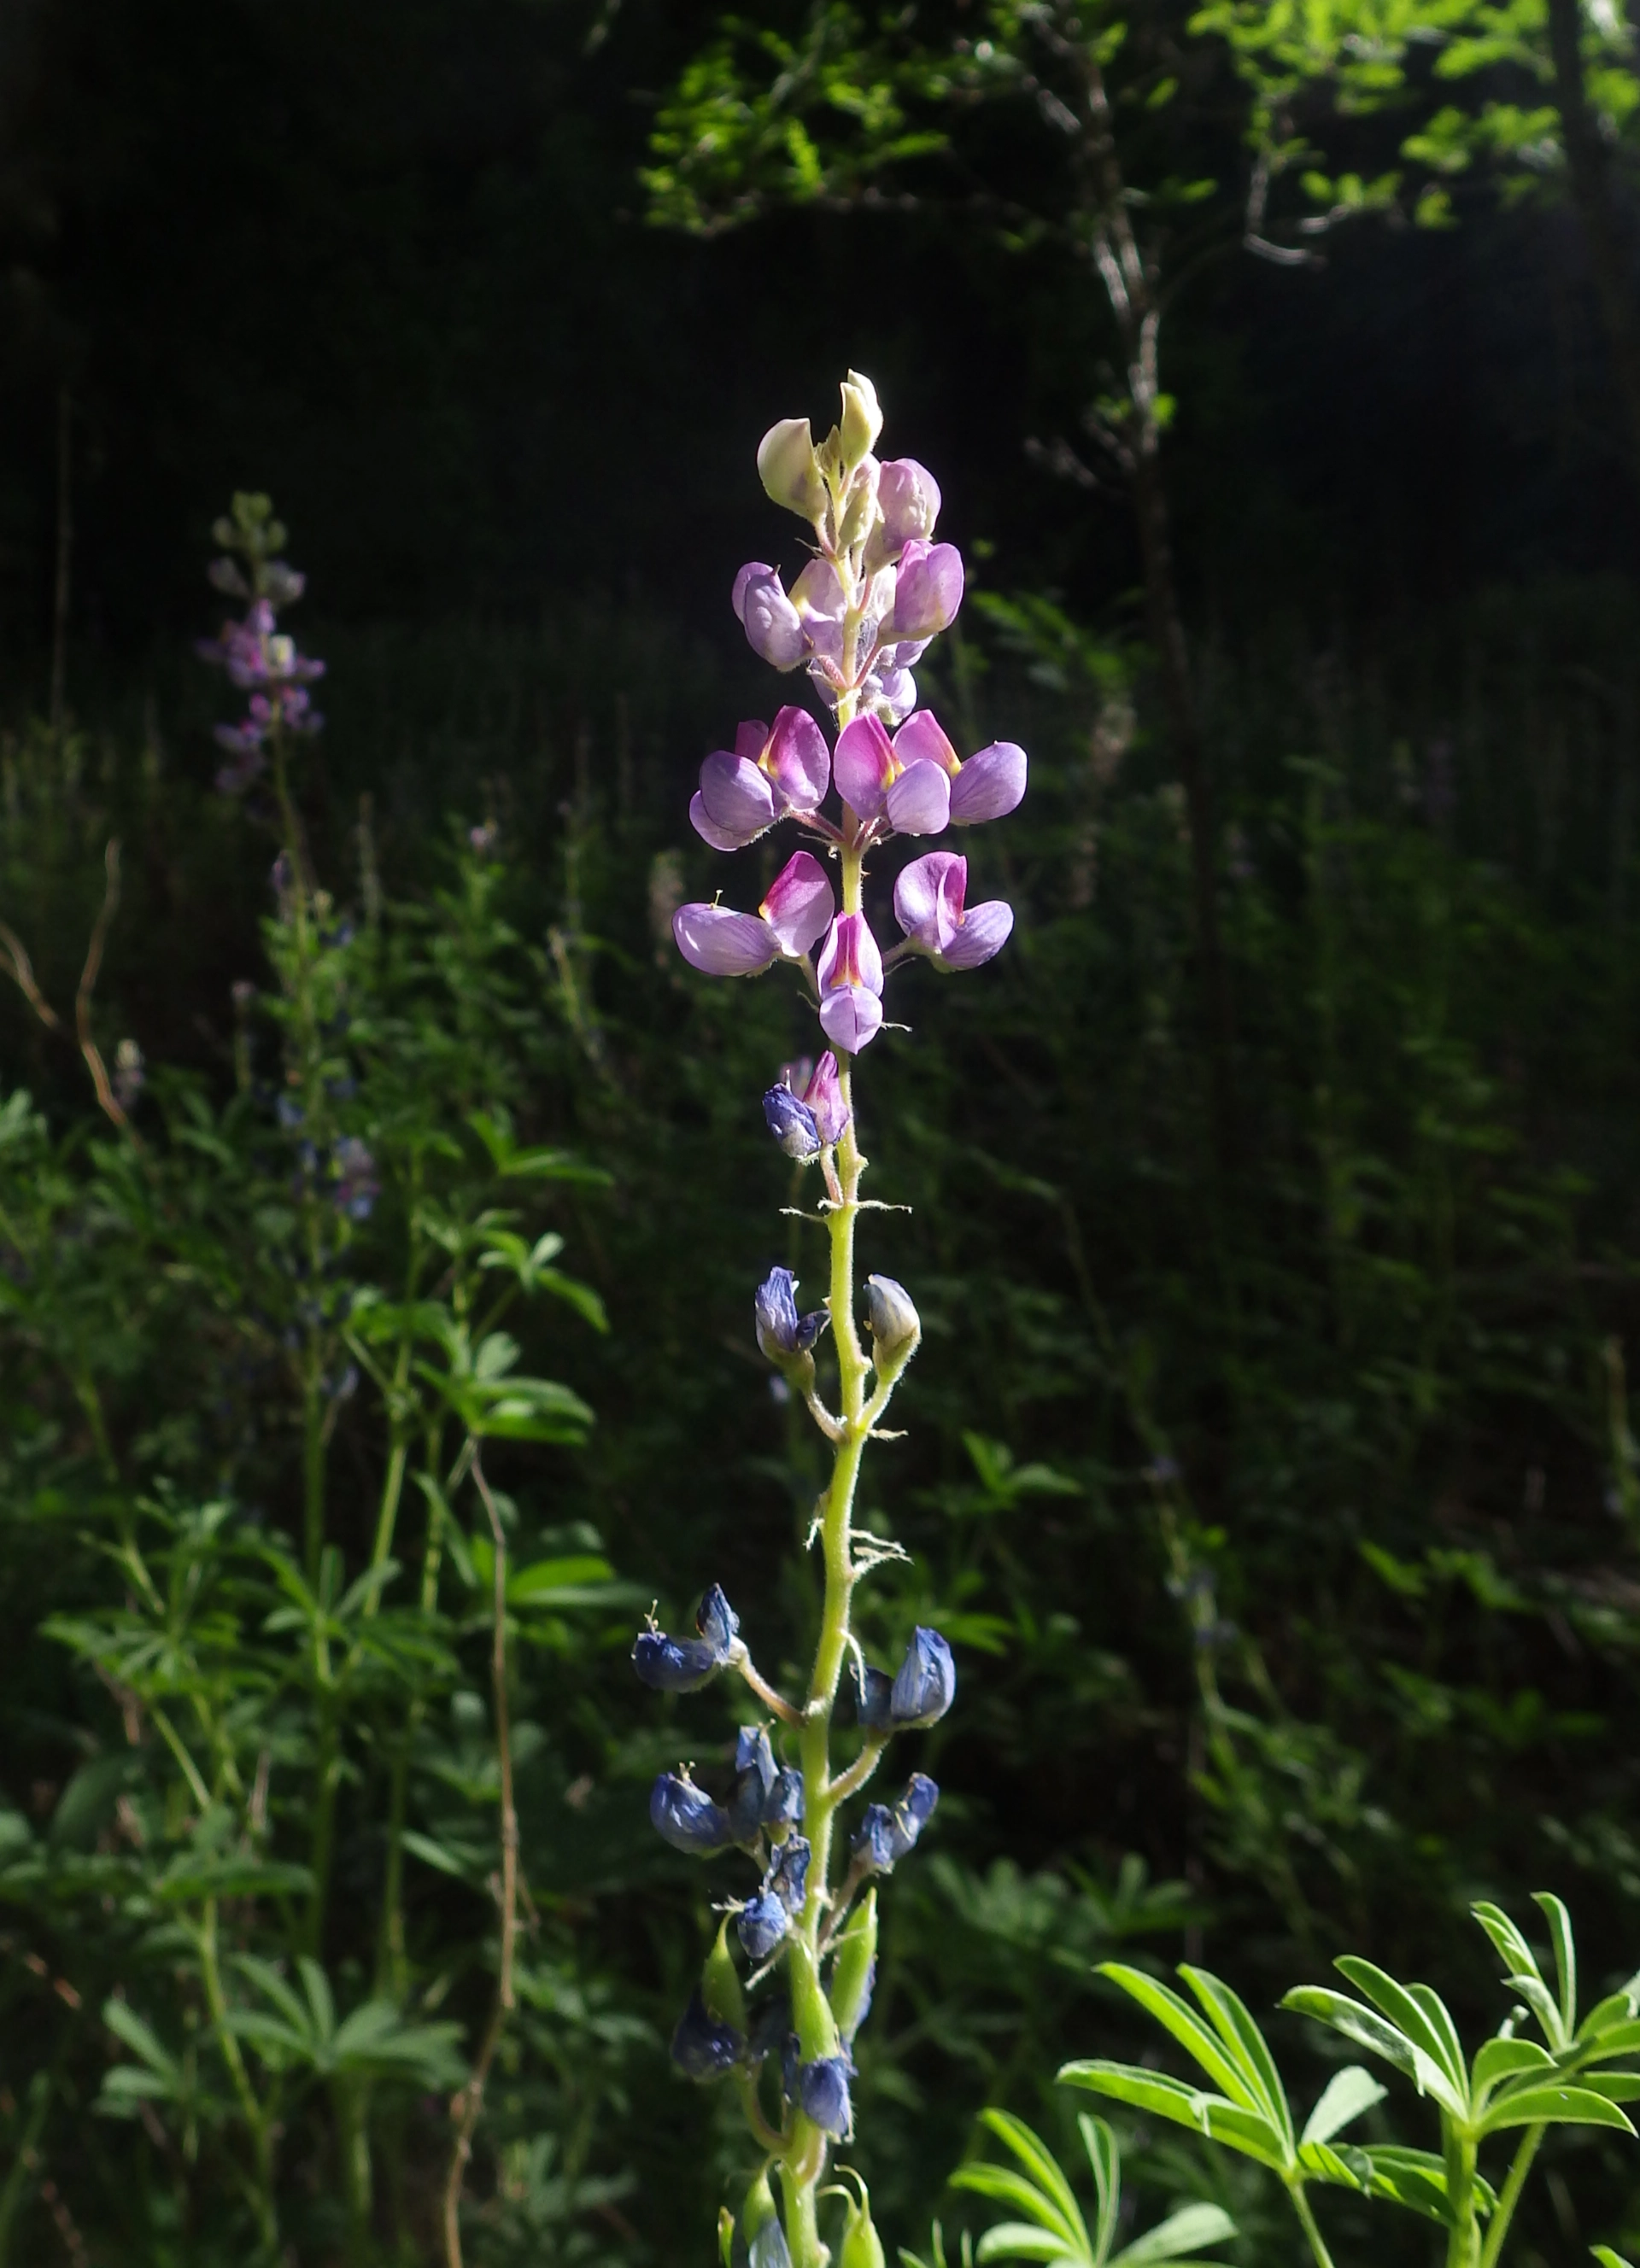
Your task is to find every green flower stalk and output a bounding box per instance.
[640,375,1028,2265]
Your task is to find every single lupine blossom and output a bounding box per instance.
[893,850,1015,970]
[640,377,1028,2268]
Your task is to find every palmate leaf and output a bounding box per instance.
[1094,1964,1290,2136]
[958,2108,1233,2268]
[1057,2063,1290,2173]
[1280,1984,1462,2113]
[1478,2083,1634,2138]
[1345,2146,1499,2230]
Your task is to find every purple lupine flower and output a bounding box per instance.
[851,1773,939,1873]
[674,851,835,978]
[886,540,964,641]
[816,912,884,1054]
[864,1275,920,1366]
[833,714,949,835]
[870,459,941,564]
[764,1086,821,1160]
[651,1770,736,1853]
[690,712,830,850]
[729,1727,777,1842]
[768,1833,811,1912]
[889,1628,955,1727]
[671,1988,745,2078]
[763,1766,804,1828]
[797,2055,852,2138]
[893,850,1014,970]
[734,565,806,669]
[755,1266,830,1364]
[790,558,846,669]
[802,1051,849,1144]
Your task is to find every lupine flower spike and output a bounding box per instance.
[637,375,1028,2266]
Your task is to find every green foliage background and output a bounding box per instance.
[4,3,1640,2265]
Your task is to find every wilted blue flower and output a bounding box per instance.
[852,1773,940,1873]
[797,2054,852,2138]
[737,1889,791,1962]
[728,1726,777,1842]
[764,1768,804,1829]
[767,1834,811,1913]
[671,1988,743,2078]
[764,1084,821,1160]
[632,1583,741,1692]
[754,1267,830,1365]
[890,1627,955,1727]
[846,1659,893,1730]
[650,1771,734,1854]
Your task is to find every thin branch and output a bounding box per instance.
[442,1445,519,2268]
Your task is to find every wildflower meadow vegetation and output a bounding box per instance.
[8,3,1640,2265]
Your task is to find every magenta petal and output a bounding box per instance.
[760,850,835,956]
[735,718,770,763]
[885,758,951,838]
[941,899,1014,969]
[887,542,964,640]
[950,741,1028,825]
[673,903,780,976]
[803,1051,850,1143]
[817,910,884,998]
[818,987,884,1054]
[834,716,893,818]
[700,751,776,844]
[765,706,831,810]
[893,710,959,775]
[690,792,751,853]
[893,851,966,953]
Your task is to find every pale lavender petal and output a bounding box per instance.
[893,851,966,954]
[791,557,846,623]
[885,757,951,838]
[834,716,893,818]
[742,571,805,669]
[690,791,750,853]
[732,563,776,624]
[674,903,781,976]
[869,668,917,726]
[700,751,776,843]
[818,987,884,1054]
[893,711,959,776]
[765,706,830,810]
[878,459,941,551]
[949,741,1028,825]
[940,899,1014,969]
[887,541,964,640]
[760,850,834,956]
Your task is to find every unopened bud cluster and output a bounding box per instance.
[641,377,1028,2268]
[196,493,326,798]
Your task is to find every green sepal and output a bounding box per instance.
[829,1889,878,2043]
[705,1918,746,2033]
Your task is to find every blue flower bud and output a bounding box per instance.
[671,1987,744,2078]
[846,1658,894,1730]
[797,2054,852,2138]
[764,1768,805,1829]
[728,1725,778,1842]
[767,1833,811,1913]
[755,1266,830,1367]
[737,1888,792,1962]
[889,1627,955,1727]
[650,1770,735,1854]
[851,1805,899,1873]
[852,1774,939,1873]
[632,1584,741,1692]
[764,1085,822,1160]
